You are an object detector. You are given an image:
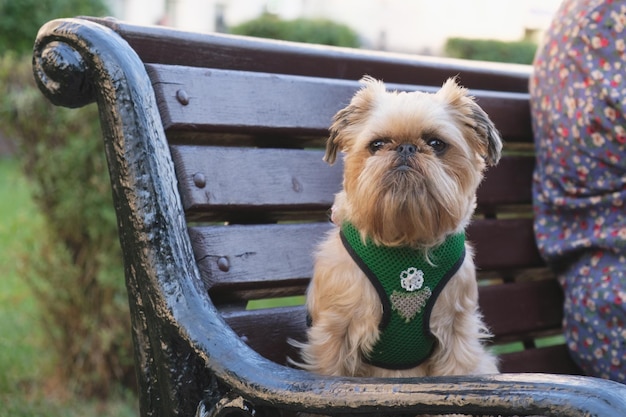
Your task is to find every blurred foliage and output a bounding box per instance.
[444,37,537,65]
[230,13,360,47]
[0,0,108,55]
[0,53,134,397]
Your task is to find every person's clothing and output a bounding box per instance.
[530,0,626,382]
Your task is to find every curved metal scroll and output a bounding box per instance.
[33,17,626,417]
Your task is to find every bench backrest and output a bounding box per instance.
[140,35,575,375]
[33,17,626,417]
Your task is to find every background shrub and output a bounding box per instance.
[444,37,537,65]
[230,13,360,47]
[0,0,108,54]
[0,52,134,397]
[0,0,135,399]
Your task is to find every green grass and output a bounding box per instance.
[0,157,137,416]
[247,295,305,310]
[0,158,45,393]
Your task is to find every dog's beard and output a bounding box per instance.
[345,153,478,248]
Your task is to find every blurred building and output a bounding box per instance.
[106,0,561,55]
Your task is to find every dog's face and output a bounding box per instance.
[326,76,502,247]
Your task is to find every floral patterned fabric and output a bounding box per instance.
[530,0,626,383]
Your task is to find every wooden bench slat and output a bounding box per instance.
[499,345,582,375]
[148,64,531,142]
[191,219,543,303]
[170,145,342,219]
[148,65,354,136]
[222,306,308,365]
[189,222,333,300]
[222,283,568,368]
[102,20,532,94]
[172,146,534,220]
[220,281,564,343]
[468,218,543,270]
[476,155,534,210]
[480,279,564,339]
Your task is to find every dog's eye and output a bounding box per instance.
[369,139,389,153]
[427,138,447,155]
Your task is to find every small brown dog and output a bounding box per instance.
[293,76,500,379]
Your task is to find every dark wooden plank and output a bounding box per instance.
[219,279,565,344]
[223,306,307,365]
[148,65,531,142]
[217,279,564,344]
[96,18,532,93]
[191,219,545,300]
[468,218,543,270]
[172,145,533,219]
[189,222,333,300]
[148,65,354,136]
[499,345,582,375]
[477,155,534,209]
[223,305,576,374]
[170,145,343,217]
[479,279,564,340]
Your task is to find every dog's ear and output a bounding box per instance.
[438,77,503,166]
[470,101,503,166]
[324,76,384,164]
[324,105,352,165]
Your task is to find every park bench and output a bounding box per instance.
[33,16,626,417]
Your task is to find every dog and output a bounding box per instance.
[292,76,501,381]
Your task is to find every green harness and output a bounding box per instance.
[340,222,466,369]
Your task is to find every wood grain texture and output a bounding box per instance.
[476,155,534,209]
[170,145,342,217]
[222,306,308,365]
[220,280,574,373]
[499,345,582,375]
[189,218,542,300]
[147,64,531,142]
[480,279,564,339]
[97,18,533,93]
[189,222,333,300]
[171,145,533,221]
[468,218,543,270]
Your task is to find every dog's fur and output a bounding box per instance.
[293,76,501,379]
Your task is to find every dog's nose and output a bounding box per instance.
[397,143,417,156]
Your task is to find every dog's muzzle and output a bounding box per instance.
[396,143,417,168]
